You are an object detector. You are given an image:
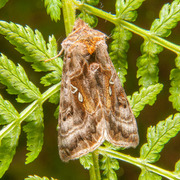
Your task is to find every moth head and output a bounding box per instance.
[73,18,89,31]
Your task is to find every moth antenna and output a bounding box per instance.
[44,48,64,62]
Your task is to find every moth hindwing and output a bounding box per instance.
[58,19,139,162]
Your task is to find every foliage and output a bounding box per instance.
[25,175,57,180]
[0,0,179,180]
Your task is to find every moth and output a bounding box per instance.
[58,19,139,162]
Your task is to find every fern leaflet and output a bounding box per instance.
[43,0,62,22]
[140,113,180,163]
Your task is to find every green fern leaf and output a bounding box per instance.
[169,67,180,111]
[0,21,61,73]
[139,168,162,180]
[0,95,19,125]
[23,107,44,164]
[48,91,59,105]
[138,0,180,87]
[150,0,180,37]
[25,175,57,180]
[78,13,98,28]
[100,154,119,180]
[43,0,62,22]
[100,142,120,180]
[80,153,93,170]
[116,0,145,21]
[175,55,180,68]
[41,71,61,86]
[174,160,180,178]
[0,0,8,8]
[0,54,41,103]
[0,124,21,178]
[103,141,123,151]
[54,106,59,119]
[128,83,163,117]
[85,0,99,6]
[140,113,180,163]
[109,26,132,85]
[137,40,163,87]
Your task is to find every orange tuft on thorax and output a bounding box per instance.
[83,36,104,55]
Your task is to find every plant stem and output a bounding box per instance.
[74,1,180,55]
[89,151,101,180]
[61,0,76,36]
[98,147,179,180]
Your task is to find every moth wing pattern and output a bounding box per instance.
[58,19,139,162]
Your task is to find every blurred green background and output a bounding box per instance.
[0,0,179,179]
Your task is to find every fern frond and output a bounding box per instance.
[174,160,180,178]
[77,0,98,27]
[140,113,180,163]
[100,154,119,180]
[0,21,62,73]
[80,153,93,170]
[0,95,19,125]
[41,70,61,86]
[137,41,163,87]
[150,0,180,37]
[43,0,62,22]
[0,54,41,103]
[23,107,44,164]
[0,0,8,8]
[78,13,98,28]
[137,0,180,87]
[116,0,145,21]
[0,124,21,178]
[48,91,59,105]
[169,67,180,111]
[25,175,57,180]
[139,168,161,180]
[109,26,132,85]
[84,0,99,6]
[128,83,163,117]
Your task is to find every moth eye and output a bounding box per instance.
[78,92,83,102]
[109,86,112,96]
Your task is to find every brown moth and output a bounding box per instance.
[58,19,139,162]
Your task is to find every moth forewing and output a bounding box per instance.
[58,19,139,162]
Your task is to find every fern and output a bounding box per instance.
[0,95,19,125]
[80,153,93,170]
[0,54,41,103]
[109,26,132,85]
[0,122,21,178]
[169,56,180,111]
[140,113,180,163]
[0,21,62,73]
[109,0,145,85]
[0,0,180,179]
[25,175,57,180]
[116,0,145,21]
[128,83,163,117]
[43,0,62,22]
[137,0,180,87]
[100,155,119,180]
[174,160,180,178]
[0,0,8,8]
[23,107,44,164]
